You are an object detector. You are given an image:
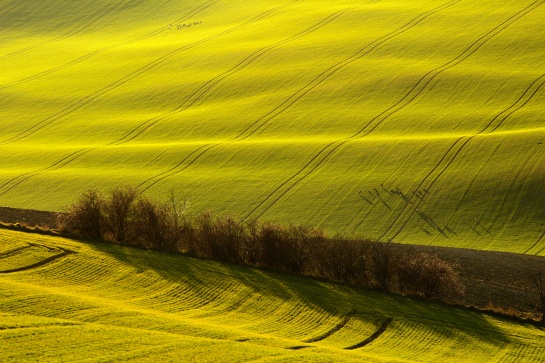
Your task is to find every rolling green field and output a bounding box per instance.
[1,229,544,362]
[2,0,545,253]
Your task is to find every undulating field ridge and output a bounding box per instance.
[1,229,544,362]
[1,0,545,252]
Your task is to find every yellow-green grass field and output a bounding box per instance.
[2,0,545,252]
[1,229,545,362]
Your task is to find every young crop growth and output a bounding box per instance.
[1,229,544,361]
[1,1,545,252]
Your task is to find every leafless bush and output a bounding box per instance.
[62,185,185,252]
[58,189,104,240]
[259,223,324,274]
[239,219,262,265]
[133,198,179,252]
[312,237,370,286]
[191,211,216,259]
[102,185,139,244]
[396,252,464,300]
[369,241,395,290]
[191,213,247,263]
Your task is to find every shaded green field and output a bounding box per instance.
[1,0,545,252]
[1,229,544,362]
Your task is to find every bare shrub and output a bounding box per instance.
[216,215,248,263]
[260,222,287,270]
[102,185,139,244]
[190,211,213,258]
[369,241,395,290]
[396,252,464,300]
[59,189,105,239]
[133,197,179,252]
[314,237,370,286]
[239,219,262,265]
[260,223,324,274]
[286,225,325,274]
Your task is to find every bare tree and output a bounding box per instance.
[103,185,139,243]
[396,252,464,300]
[369,241,394,290]
[59,189,104,239]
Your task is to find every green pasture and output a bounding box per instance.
[1,229,544,362]
[2,0,545,252]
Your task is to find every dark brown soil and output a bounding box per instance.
[0,206,61,229]
[1,206,544,320]
[395,243,545,319]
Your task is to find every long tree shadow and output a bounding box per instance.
[82,238,516,349]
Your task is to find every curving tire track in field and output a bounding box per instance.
[0,0,221,90]
[235,0,462,141]
[0,0,457,200]
[110,8,352,145]
[137,0,455,218]
[235,0,466,220]
[0,245,33,259]
[137,0,460,193]
[0,1,304,192]
[138,144,216,192]
[133,8,354,191]
[492,147,545,236]
[303,315,352,343]
[351,0,545,140]
[485,74,545,133]
[0,251,71,274]
[382,71,545,242]
[1,0,305,145]
[0,148,94,197]
[244,0,545,222]
[0,0,128,61]
[344,317,393,350]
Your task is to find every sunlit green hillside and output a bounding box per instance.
[1,229,544,362]
[1,0,545,252]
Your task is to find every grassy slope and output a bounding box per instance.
[1,229,544,362]
[1,0,545,253]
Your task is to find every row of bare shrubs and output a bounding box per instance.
[59,186,464,301]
